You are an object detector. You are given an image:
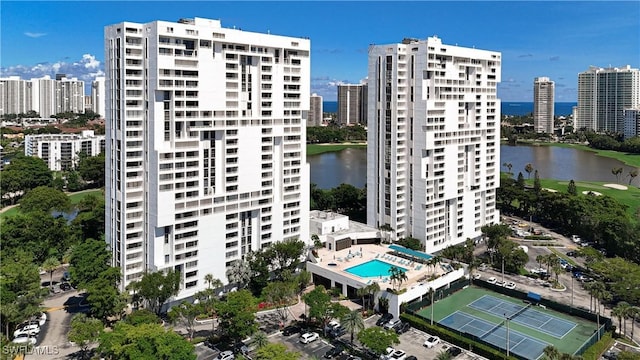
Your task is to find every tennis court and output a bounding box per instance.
[441,311,549,360]
[468,295,577,338]
[415,286,599,359]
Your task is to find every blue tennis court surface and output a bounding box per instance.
[468,295,577,338]
[440,311,549,360]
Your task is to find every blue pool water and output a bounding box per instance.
[344,259,407,278]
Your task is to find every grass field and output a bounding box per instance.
[416,286,598,358]
[306,143,366,156]
[0,188,103,221]
[535,178,640,220]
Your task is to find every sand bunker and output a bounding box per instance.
[543,188,558,193]
[604,183,628,190]
[582,191,602,196]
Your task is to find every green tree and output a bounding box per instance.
[627,169,638,185]
[130,270,181,315]
[68,314,103,360]
[217,290,258,343]
[69,238,111,289]
[525,163,534,179]
[341,310,364,344]
[77,152,105,186]
[42,256,61,290]
[612,167,624,183]
[70,193,106,241]
[98,322,196,360]
[365,282,381,311]
[226,258,252,289]
[302,285,349,334]
[481,223,512,264]
[254,343,299,360]
[262,281,296,324]
[265,238,305,280]
[247,252,270,297]
[0,154,52,204]
[435,350,452,360]
[357,327,399,356]
[567,179,578,196]
[516,172,525,188]
[168,301,202,341]
[612,301,630,338]
[124,309,160,326]
[294,270,311,298]
[19,186,71,213]
[388,266,408,291]
[1,211,70,263]
[86,267,127,324]
[533,170,541,193]
[252,331,269,349]
[395,237,423,251]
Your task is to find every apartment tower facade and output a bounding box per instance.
[533,77,554,134]
[576,65,640,133]
[337,84,368,126]
[105,17,310,300]
[367,37,501,253]
[308,93,323,126]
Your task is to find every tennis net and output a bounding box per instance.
[510,303,532,320]
[480,319,505,339]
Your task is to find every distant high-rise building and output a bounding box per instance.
[0,76,30,116]
[623,108,640,139]
[55,77,85,114]
[91,76,106,117]
[308,93,323,126]
[31,76,57,118]
[533,77,554,134]
[367,36,501,252]
[105,17,310,301]
[337,84,367,126]
[576,65,640,133]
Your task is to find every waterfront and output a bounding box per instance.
[308,145,640,189]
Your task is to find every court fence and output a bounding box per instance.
[403,278,612,358]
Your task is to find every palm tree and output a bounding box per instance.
[543,345,561,360]
[551,262,563,287]
[435,350,452,360]
[627,169,638,185]
[589,281,611,339]
[251,331,269,349]
[629,306,640,340]
[341,310,364,344]
[356,287,368,312]
[388,266,408,291]
[525,163,534,179]
[42,256,61,290]
[612,301,630,337]
[612,167,623,183]
[204,274,222,290]
[366,282,380,311]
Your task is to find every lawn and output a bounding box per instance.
[306,143,366,156]
[536,178,640,220]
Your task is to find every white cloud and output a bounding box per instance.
[0,54,105,88]
[24,32,47,38]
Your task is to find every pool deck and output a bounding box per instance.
[312,244,448,289]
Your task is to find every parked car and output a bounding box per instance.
[487,277,497,284]
[376,313,394,326]
[566,251,577,257]
[405,357,417,360]
[282,324,302,336]
[446,346,462,357]
[300,332,320,344]
[14,324,39,338]
[329,326,347,338]
[324,345,343,358]
[472,273,481,280]
[395,322,410,334]
[387,349,407,360]
[495,280,505,287]
[60,282,72,291]
[423,335,440,348]
[215,350,235,360]
[37,312,47,326]
[11,334,36,346]
[505,282,516,289]
[383,319,402,331]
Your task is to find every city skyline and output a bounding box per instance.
[1,1,639,102]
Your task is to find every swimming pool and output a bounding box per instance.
[344,259,407,278]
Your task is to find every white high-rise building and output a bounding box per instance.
[91,76,106,117]
[308,93,323,127]
[576,65,640,133]
[533,77,554,134]
[30,76,57,118]
[0,76,30,116]
[55,76,85,114]
[105,17,310,300]
[367,37,501,252]
[337,83,367,126]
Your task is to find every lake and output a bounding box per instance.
[308,145,640,189]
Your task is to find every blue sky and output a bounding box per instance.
[1,1,638,102]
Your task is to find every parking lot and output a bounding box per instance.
[267,314,486,360]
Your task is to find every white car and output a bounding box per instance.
[13,324,39,338]
[215,350,234,360]
[472,273,481,280]
[300,332,320,344]
[495,280,505,287]
[505,282,516,289]
[12,334,37,346]
[423,335,441,348]
[388,349,407,360]
[383,319,401,330]
[37,312,47,326]
[487,277,497,284]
